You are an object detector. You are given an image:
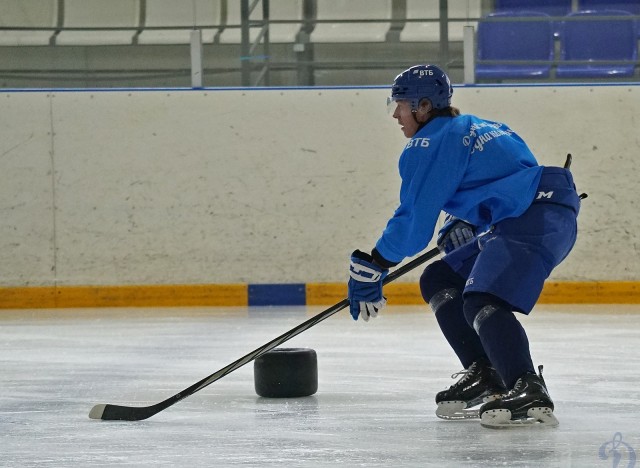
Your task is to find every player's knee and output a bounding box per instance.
[420,261,463,312]
[463,293,511,333]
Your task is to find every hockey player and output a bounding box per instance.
[347,64,581,428]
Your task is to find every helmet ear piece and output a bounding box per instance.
[410,98,431,115]
[418,98,432,110]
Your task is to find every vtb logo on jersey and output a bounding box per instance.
[536,191,554,200]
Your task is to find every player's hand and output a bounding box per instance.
[348,250,388,322]
[437,216,475,254]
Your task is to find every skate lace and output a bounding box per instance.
[451,370,468,380]
[505,370,536,397]
[449,362,477,386]
[504,380,523,397]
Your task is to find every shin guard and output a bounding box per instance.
[421,261,486,368]
[463,293,535,389]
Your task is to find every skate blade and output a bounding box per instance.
[480,407,559,429]
[435,401,479,420]
[436,393,503,420]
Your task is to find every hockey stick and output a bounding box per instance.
[564,153,589,200]
[88,246,440,421]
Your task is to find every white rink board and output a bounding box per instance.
[0,93,56,284]
[0,85,638,286]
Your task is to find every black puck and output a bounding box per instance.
[254,348,318,398]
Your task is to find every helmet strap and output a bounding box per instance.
[411,101,431,131]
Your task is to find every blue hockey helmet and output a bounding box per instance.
[389,64,453,110]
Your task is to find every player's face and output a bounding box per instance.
[391,100,419,138]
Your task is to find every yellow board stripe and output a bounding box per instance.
[308,281,640,305]
[0,282,639,309]
[0,284,247,309]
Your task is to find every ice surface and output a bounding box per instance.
[1,305,639,467]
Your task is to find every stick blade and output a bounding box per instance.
[88,404,107,420]
[88,403,159,421]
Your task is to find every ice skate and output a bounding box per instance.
[479,365,559,428]
[435,358,506,420]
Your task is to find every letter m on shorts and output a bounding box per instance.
[536,191,554,200]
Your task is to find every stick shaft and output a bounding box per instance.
[90,246,440,421]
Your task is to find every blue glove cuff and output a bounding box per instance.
[349,250,388,282]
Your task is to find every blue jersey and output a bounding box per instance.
[375,114,544,264]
